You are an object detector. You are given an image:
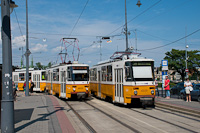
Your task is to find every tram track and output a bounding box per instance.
[66,100,141,133]
[85,101,141,133]
[155,102,200,118]
[65,101,97,133]
[130,108,199,133]
[154,107,200,122]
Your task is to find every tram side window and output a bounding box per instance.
[29,73,31,80]
[107,65,112,81]
[90,68,97,81]
[67,67,72,81]
[53,69,59,81]
[94,68,97,81]
[19,73,25,81]
[125,62,132,81]
[102,66,106,81]
[42,72,46,80]
[89,69,93,81]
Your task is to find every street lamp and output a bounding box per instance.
[1,0,17,132]
[185,45,189,78]
[125,0,141,51]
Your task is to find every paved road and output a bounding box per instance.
[1,91,199,133]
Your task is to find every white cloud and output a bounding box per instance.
[12,35,26,49]
[52,46,62,53]
[30,43,48,53]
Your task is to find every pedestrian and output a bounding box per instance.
[23,81,26,96]
[30,80,34,93]
[164,75,170,99]
[13,81,17,101]
[184,78,193,102]
[155,78,159,97]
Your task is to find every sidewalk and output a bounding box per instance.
[14,92,76,133]
[155,96,200,114]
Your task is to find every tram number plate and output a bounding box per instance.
[78,87,83,90]
[141,89,148,92]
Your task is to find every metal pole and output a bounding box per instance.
[22,46,24,67]
[100,39,102,61]
[1,0,15,132]
[133,29,137,53]
[185,47,188,78]
[125,0,128,51]
[185,27,188,79]
[25,0,30,96]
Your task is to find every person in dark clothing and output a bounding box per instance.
[13,81,17,101]
[23,81,26,96]
[30,80,34,93]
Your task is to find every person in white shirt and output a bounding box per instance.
[184,78,193,102]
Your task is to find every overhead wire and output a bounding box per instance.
[138,28,200,51]
[107,0,162,36]
[134,0,190,29]
[13,9,25,42]
[68,0,90,37]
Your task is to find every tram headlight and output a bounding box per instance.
[151,90,154,95]
[134,90,137,95]
[73,88,76,92]
[86,87,88,91]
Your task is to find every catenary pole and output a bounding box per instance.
[125,0,128,51]
[25,0,31,96]
[1,0,15,132]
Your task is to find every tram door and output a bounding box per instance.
[98,71,101,97]
[60,71,66,98]
[50,72,53,94]
[114,69,124,103]
[33,74,40,91]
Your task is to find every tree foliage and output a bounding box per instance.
[164,49,200,81]
[35,62,44,69]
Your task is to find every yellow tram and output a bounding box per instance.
[46,61,89,99]
[12,68,46,92]
[90,51,155,106]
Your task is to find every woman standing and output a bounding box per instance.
[164,76,170,99]
[184,78,193,102]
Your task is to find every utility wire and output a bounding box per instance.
[68,0,90,37]
[107,0,162,36]
[29,32,96,37]
[139,28,200,51]
[13,9,25,42]
[135,0,190,29]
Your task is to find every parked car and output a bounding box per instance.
[179,83,200,101]
[171,82,184,95]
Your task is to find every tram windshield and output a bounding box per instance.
[68,66,89,81]
[125,61,154,81]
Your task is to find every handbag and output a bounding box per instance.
[189,86,193,91]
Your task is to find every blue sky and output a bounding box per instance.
[0,0,200,67]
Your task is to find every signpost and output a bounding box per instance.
[162,60,168,97]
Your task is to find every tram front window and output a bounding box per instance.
[125,61,154,81]
[72,73,89,81]
[68,66,89,81]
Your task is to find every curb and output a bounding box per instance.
[155,102,200,118]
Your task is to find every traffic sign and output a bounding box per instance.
[185,69,189,72]
[162,60,168,70]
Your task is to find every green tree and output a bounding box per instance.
[35,62,44,69]
[164,49,200,82]
[47,62,52,68]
